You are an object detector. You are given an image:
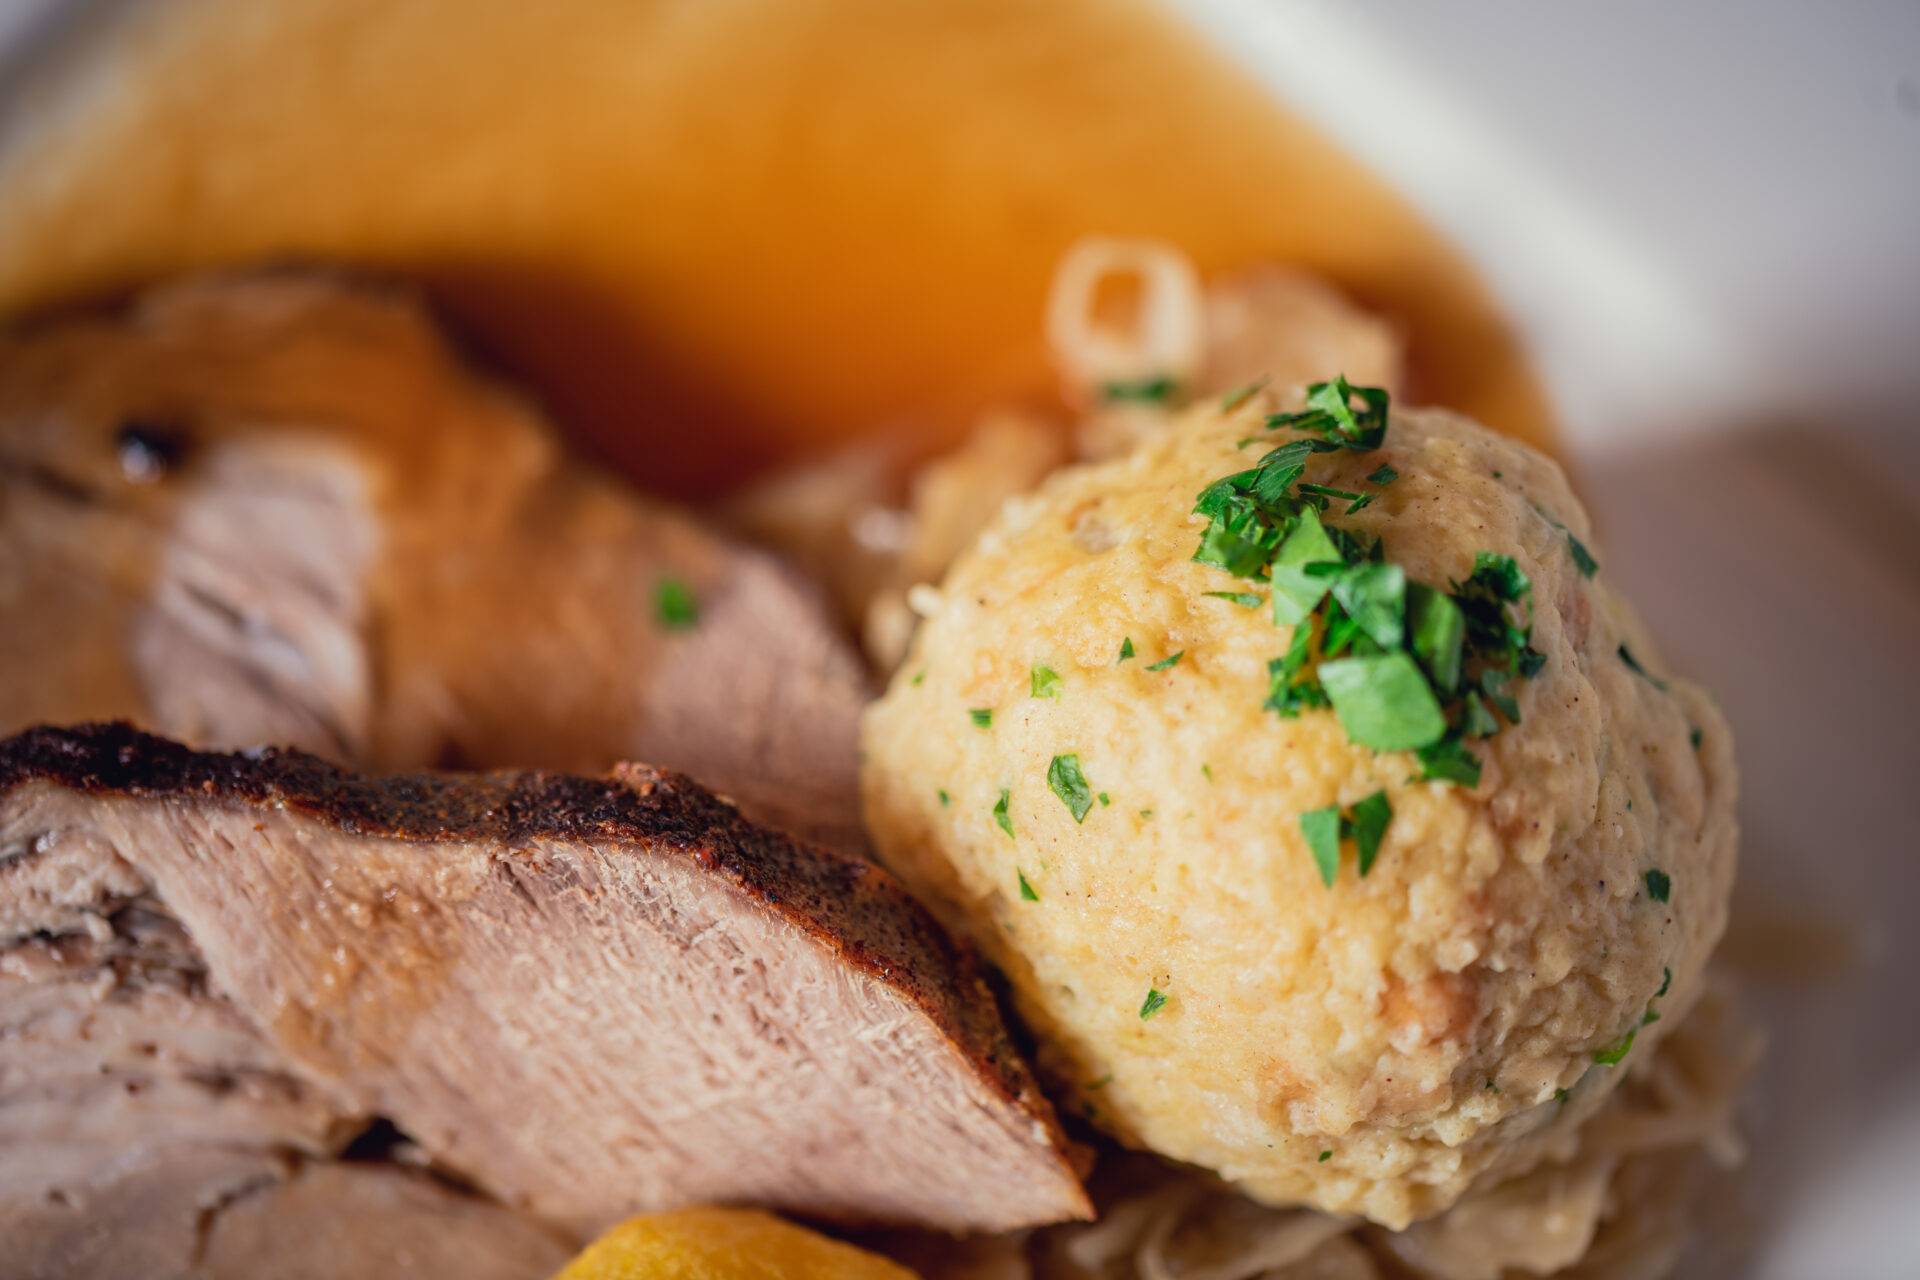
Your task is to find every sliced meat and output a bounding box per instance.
[0,274,867,850]
[0,722,1090,1243]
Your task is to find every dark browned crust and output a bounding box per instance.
[0,721,1089,1216]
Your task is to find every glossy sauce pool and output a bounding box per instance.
[0,0,1552,497]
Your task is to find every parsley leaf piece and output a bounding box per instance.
[1330,562,1407,650]
[1146,651,1185,672]
[1220,375,1271,412]
[1200,763,1214,783]
[1270,506,1344,625]
[937,788,950,806]
[992,789,1014,838]
[1265,623,1328,718]
[1554,1087,1572,1105]
[1618,644,1669,690]
[1102,374,1177,403]
[1367,463,1399,486]
[1319,652,1448,751]
[1203,590,1264,608]
[1300,805,1343,888]
[1645,869,1672,902]
[1593,1025,1638,1066]
[1690,726,1703,750]
[1481,667,1521,724]
[910,669,926,687]
[654,578,699,629]
[1318,1149,1333,1162]
[1031,664,1063,699]
[1349,790,1393,876]
[1267,376,1390,450]
[1119,637,1136,662]
[1406,583,1465,693]
[1048,754,1094,823]
[1418,735,1483,787]
[1098,791,1111,807]
[1018,869,1039,902]
[1567,531,1600,578]
[1140,988,1169,1020]
[1658,966,1673,997]
[1460,691,1500,739]
[969,708,993,729]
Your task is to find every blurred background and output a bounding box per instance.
[2,1,1916,1274]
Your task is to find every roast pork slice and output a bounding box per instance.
[0,274,868,852]
[0,723,1091,1239]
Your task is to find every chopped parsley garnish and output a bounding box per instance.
[1203,590,1264,608]
[1146,650,1184,671]
[1118,636,1135,662]
[1657,966,1673,997]
[1098,791,1111,806]
[1645,869,1671,902]
[1485,1079,1500,1092]
[969,708,993,729]
[1187,375,1542,804]
[654,578,699,629]
[1593,1025,1638,1066]
[1618,644,1669,690]
[1018,869,1039,902]
[937,788,950,806]
[1102,374,1178,404]
[1220,375,1271,412]
[1300,806,1342,887]
[1047,754,1094,822]
[1139,988,1169,1019]
[1300,791,1393,885]
[993,789,1014,838]
[1139,808,1154,819]
[1554,1087,1571,1105]
[1031,664,1063,699]
[1200,762,1213,783]
[910,669,926,686]
[1567,532,1599,578]
[1318,1149,1332,1163]
[1690,726,1703,750]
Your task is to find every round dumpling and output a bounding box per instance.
[860,388,1736,1228]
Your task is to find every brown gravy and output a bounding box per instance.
[0,0,1551,497]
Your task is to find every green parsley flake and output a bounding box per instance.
[1204,590,1264,608]
[1118,637,1136,662]
[1349,790,1393,876]
[993,789,1014,838]
[1300,805,1343,888]
[1645,869,1672,902]
[1318,1150,1332,1163]
[654,578,699,629]
[1366,463,1399,486]
[1567,531,1599,578]
[969,708,993,729]
[1146,651,1185,672]
[1047,754,1094,823]
[1098,791,1111,806]
[1139,988,1169,1020]
[1018,869,1039,902]
[1618,644,1669,690]
[1139,808,1155,820]
[1554,1087,1571,1104]
[1102,374,1178,404]
[1320,652,1447,751]
[937,788,950,806]
[1031,664,1063,699]
[1593,1025,1638,1066]
[1418,736,1483,787]
[910,669,926,686]
[1220,375,1271,412]
[1200,763,1214,783]
[1657,966,1673,997]
[1690,726,1703,750]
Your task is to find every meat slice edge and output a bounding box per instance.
[0,722,1090,1236]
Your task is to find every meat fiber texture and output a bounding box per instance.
[0,274,869,852]
[862,397,1737,1228]
[0,723,1087,1277]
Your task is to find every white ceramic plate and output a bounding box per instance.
[1176,3,1920,1276]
